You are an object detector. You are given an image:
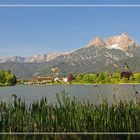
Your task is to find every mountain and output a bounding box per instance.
[0,52,68,63]
[87,32,137,51]
[46,33,140,71]
[0,33,140,79]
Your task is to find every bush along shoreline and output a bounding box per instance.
[0,90,140,132]
[0,70,17,86]
[18,71,140,85]
[74,71,140,84]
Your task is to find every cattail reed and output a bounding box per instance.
[0,91,140,132]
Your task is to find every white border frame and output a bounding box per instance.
[0,3,140,135]
[0,4,140,7]
[0,132,140,135]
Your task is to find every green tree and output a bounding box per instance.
[96,73,105,83]
[76,74,84,82]
[5,73,17,85]
[88,74,97,83]
[103,71,111,83]
[83,74,90,83]
[4,70,11,76]
[104,71,109,78]
[110,72,120,83]
[0,70,6,84]
[111,72,120,79]
[0,70,17,85]
[134,73,140,83]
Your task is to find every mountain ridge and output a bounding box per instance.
[86,32,137,51]
[0,52,68,63]
[0,32,140,79]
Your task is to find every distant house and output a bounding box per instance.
[36,76,54,83]
[54,77,60,82]
[67,74,75,82]
[120,71,133,79]
[63,78,68,82]
[120,62,133,80]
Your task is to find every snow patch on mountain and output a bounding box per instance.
[107,44,122,50]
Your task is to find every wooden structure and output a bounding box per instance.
[36,76,54,83]
[120,63,133,79]
[120,71,133,79]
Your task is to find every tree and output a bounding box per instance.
[83,74,97,83]
[111,72,120,83]
[83,74,89,83]
[96,73,105,83]
[0,70,17,86]
[134,73,140,83]
[76,74,84,82]
[104,71,109,78]
[67,74,75,82]
[0,70,6,84]
[6,73,17,85]
[111,72,120,79]
[103,71,111,83]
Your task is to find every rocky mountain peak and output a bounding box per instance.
[121,32,128,37]
[0,52,67,63]
[105,33,136,50]
[86,36,105,47]
[86,33,137,51]
[0,33,140,79]
[46,52,68,61]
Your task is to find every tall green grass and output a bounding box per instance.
[1,134,140,140]
[0,90,140,132]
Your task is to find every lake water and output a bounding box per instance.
[0,84,140,104]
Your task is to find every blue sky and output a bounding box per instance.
[0,0,140,4]
[0,1,140,57]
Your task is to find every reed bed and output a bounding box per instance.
[1,134,139,140]
[0,90,140,132]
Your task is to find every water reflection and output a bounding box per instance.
[0,134,140,140]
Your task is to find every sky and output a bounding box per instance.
[0,0,140,57]
[0,0,140,4]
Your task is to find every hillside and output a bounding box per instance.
[0,33,140,79]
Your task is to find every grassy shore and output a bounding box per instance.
[17,80,140,86]
[0,90,140,132]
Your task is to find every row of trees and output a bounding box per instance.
[75,71,140,84]
[0,70,17,86]
[75,72,111,83]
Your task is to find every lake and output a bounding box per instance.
[0,84,140,104]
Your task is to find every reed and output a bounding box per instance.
[0,90,140,132]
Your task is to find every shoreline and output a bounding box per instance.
[1,82,140,87]
[16,82,140,86]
